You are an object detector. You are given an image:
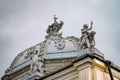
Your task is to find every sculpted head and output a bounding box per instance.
[83,24,89,29]
[91,31,96,36]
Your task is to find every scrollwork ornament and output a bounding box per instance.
[54,38,65,50]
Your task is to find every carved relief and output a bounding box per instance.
[54,37,65,50]
[25,47,35,59]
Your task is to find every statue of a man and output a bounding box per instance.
[29,50,44,74]
[80,21,93,50]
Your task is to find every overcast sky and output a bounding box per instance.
[0,0,120,78]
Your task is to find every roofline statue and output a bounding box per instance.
[80,21,96,53]
[88,31,96,52]
[26,50,44,75]
[46,15,64,35]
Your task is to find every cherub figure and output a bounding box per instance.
[80,21,93,50]
[88,31,96,52]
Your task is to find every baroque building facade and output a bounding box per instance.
[1,16,120,80]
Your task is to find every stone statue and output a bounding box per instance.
[29,50,44,74]
[80,21,93,50]
[88,31,96,51]
[46,15,64,34]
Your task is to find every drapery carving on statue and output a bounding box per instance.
[26,50,44,75]
[46,15,64,34]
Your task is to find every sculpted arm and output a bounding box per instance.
[87,21,93,30]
